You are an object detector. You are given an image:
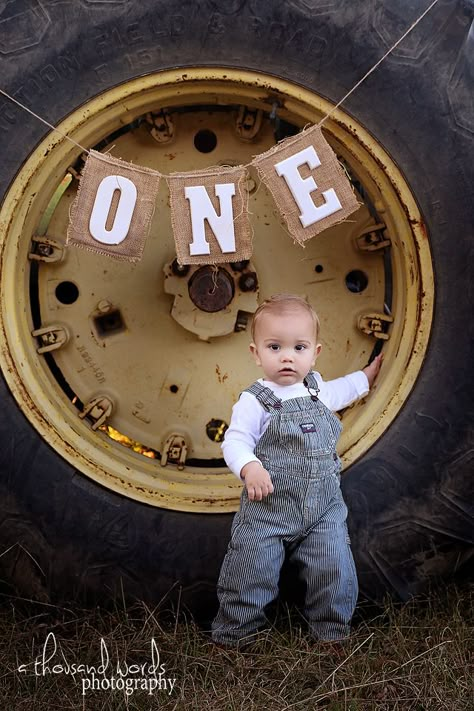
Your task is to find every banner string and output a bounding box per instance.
[317,0,440,128]
[0,88,91,155]
[0,0,439,161]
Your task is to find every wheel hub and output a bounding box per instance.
[188,266,235,313]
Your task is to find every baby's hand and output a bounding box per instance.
[363,353,384,388]
[241,461,274,501]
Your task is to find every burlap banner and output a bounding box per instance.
[253,125,359,244]
[167,165,251,266]
[66,125,358,264]
[66,150,161,262]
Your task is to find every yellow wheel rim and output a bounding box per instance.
[0,68,434,511]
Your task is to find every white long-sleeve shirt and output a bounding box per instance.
[222,370,369,479]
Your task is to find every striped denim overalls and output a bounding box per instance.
[212,372,358,645]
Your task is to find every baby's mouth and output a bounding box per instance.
[279,368,295,374]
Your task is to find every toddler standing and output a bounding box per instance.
[212,294,382,646]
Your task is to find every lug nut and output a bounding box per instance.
[230,260,249,272]
[238,272,258,292]
[171,259,190,277]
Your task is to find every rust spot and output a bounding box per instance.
[215,364,228,384]
[165,153,177,160]
[410,218,429,240]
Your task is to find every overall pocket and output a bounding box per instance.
[278,404,342,455]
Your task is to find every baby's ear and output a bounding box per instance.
[313,343,322,363]
[249,342,261,366]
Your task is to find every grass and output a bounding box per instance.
[0,584,472,710]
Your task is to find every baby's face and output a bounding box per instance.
[250,308,321,386]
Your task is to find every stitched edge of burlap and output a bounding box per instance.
[252,125,360,245]
[66,150,161,263]
[167,165,252,265]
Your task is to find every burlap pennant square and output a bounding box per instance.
[66,150,161,262]
[253,125,359,245]
[168,165,252,265]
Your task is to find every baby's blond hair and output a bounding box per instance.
[251,294,320,341]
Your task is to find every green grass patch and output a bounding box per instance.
[0,584,472,710]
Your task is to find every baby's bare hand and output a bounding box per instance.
[241,462,274,501]
[363,353,384,388]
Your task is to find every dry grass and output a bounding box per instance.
[0,584,472,710]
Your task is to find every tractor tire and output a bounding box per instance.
[0,0,472,618]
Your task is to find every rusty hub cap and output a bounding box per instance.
[188,267,235,312]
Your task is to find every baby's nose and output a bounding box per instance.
[281,350,294,361]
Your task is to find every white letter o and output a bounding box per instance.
[89,175,137,245]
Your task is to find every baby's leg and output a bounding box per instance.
[212,513,285,646]
[290,492,358,641]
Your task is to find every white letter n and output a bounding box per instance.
[185,184,237,256]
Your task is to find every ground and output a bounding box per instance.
[0,583,472,710]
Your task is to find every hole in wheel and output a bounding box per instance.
[206,419,228,443]
[194,129,217,153]
[345,270,369,293]
[55,281,79,304]
[94,309,125,336]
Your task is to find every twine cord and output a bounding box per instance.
[0,88,90,154]
[0,0,439,158]
[317,0,440,128]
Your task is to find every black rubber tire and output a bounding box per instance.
[0,0,473,617]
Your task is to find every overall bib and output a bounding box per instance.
[212,372,358,645]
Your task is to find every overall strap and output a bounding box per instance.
[303,371,320,400]
[244,382,283,411]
